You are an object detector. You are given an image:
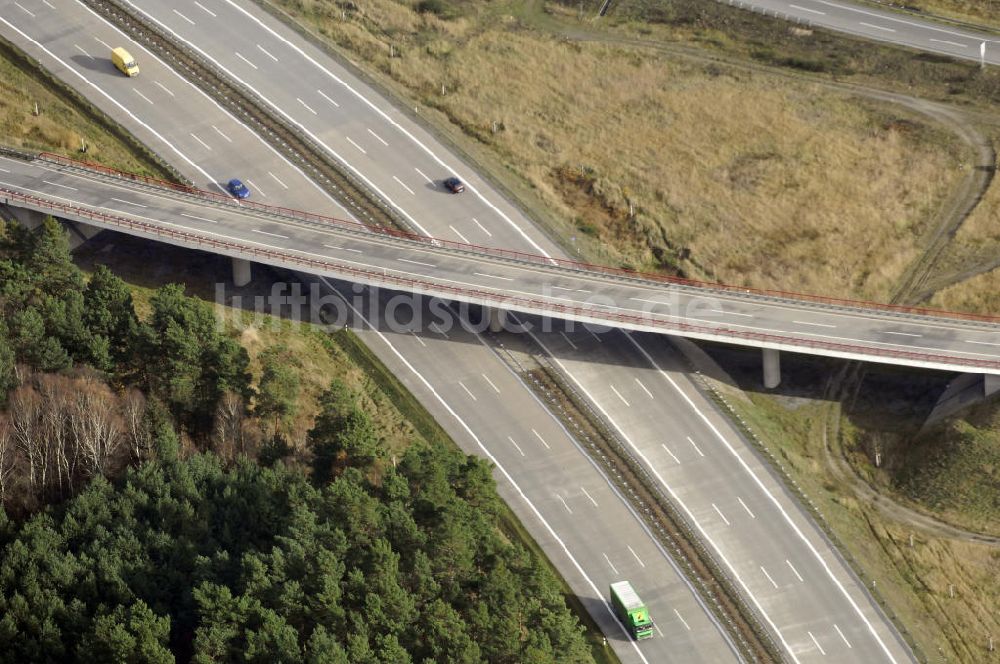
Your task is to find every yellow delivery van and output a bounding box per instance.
[111,47,139,77]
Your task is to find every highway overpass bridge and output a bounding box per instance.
[4,149,1000,387]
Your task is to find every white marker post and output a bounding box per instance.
[981,41,987,68]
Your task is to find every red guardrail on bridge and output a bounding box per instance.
[34,152,1000,326]
[4,185,1000,372]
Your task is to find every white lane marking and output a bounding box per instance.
[661,444,681,465]
[627,545,646,568]
[635,378,654,399]
[761,566,779,589]
[256,43,279,62]
[557,495,573,514]
[808,631,827,656]
[883,330,921,337]
[414,167,434,184]
[322,244,363,253]
[712,308,753,318]
[674,608,691,631]
[482,373,501,394]
[154,80,174,96]
[507,436,525,457]
[14,2,35,17]
[532,429,551,449]
[458,380,476,401]
[930,38,968,48]
[180,212,217,224]
[859,21,895,32]
[622,332,899,664]
[654,623,664,638]
[252,229,288,239]
[0,167,10,173]
[317,89,340,107]
[42,0,55,8]
[586,326,603,344]
[42,180,78,191]
[245,178,264,197]
[398,257,435,268]
[687,436,705,457]
[109,197,146,208]
[430,322,449,338]
[53,1,341,208]
[367,128,388,146]
[132,88,154,104]
[522,324,809,659]
[966,340,1000,346]
[834,624,853,649]
[793,319,836,328]
[712,503,731,526]
[603,553,619,575]
[268,171,289,189]
[313,284,651,663]
[297,97,317,115]
[172,8,195,24]
[789,3,825,14]
[93,36,111,50]
[234,51,257,69]
[392,174,414,194]
[211,125,232,142]
[473,272,514,282]
[345,136,368,153]
[609,384,630,407]
[786,559,805,582]
[449,224,470,243]
[74,44,92,58]
[472,217,493,237]
[194,1,216,17]
[408,331,426,347]
[189,132,211,150]
[552,286,575,292]
[580,486,599,507]
[738,497,756,519]
[559,331,578,350]
[631,296,671,306]
[214,0,551,254]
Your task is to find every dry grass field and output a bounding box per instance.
[0,39,167,177]
[269,0,965,300]
[710,378,1000,663]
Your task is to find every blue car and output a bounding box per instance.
[227,178,251,199]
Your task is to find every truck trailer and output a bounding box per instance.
[610,580,654,640]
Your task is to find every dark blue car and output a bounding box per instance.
[227,178,251,199]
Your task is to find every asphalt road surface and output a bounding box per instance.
[0,0,924,661]
[739,0,1000,65]
[4,153,1000,376]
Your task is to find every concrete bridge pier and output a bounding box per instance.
[762,348,781,389]
[487,306,506,333]
[232,257,252,287]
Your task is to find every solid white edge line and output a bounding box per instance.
[622,331,900,663]
[319,281,650,663]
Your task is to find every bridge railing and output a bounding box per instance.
[34,152,1000,326]
[5,185,1000,372]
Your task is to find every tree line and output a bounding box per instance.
[0,216,597,662]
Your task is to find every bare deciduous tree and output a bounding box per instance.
[122,388,150,462]
[9,384,44,492]
[37,374,76,496]
[71,378,123,477]
[0,418,17,504]
[213,391,246,459]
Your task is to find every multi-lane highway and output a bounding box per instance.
[0,0,930,661]
[5,152,1000,376]
[738,0,1000,65]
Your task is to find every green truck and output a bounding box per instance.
[610,581,654,640]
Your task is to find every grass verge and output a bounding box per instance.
[258,0,966,301]
[0,35,177,180]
